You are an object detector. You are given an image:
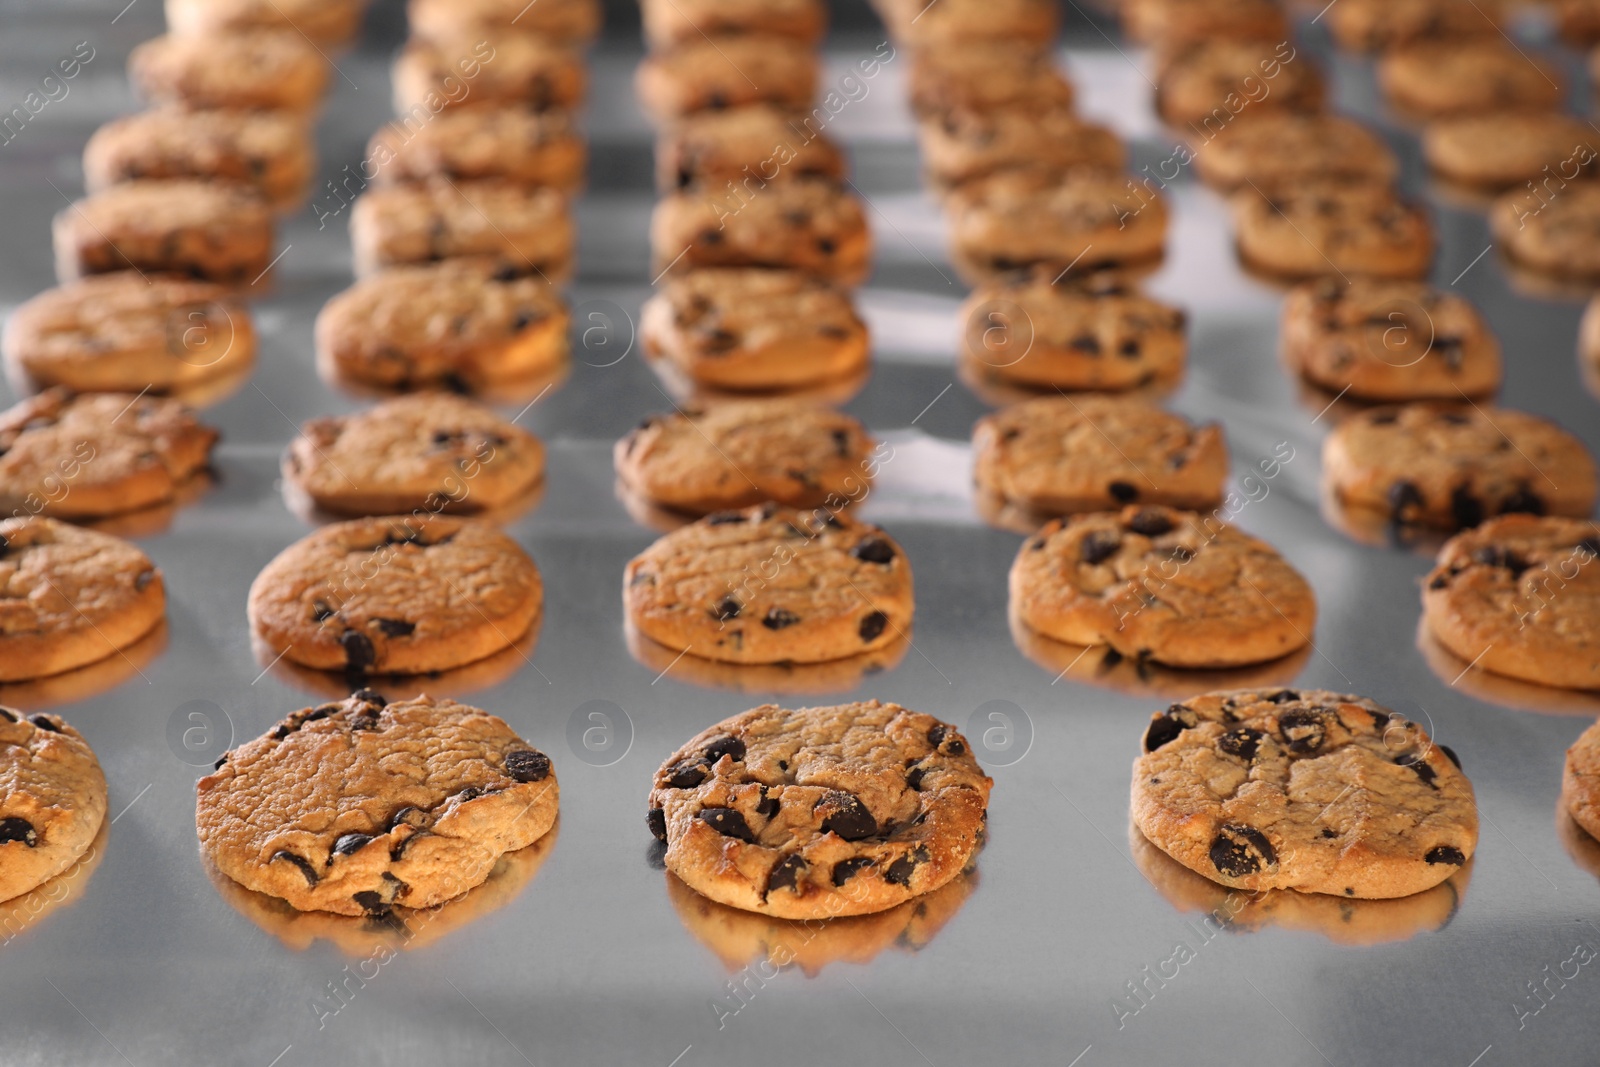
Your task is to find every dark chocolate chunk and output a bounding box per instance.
[859,611,888,642]
[331,833,374,857]
[312,600,336,622]
[1387,480,1423,519]
[851,538,896,564]
[1217,727,1265,762]
[1396,752,1437,787]
[1080,530,1121,565]
[0,816,38,847]
[1498,486,1545,516]
[374,618,415,637]
[351,891,387,914]
[1266,690,1300,704]
[817,791,877,841]
[1108,481,1140,503]
[766,853,806,896]
[1449,485,1483,530]
[1208,823,1276,877]
[1277,707,1327,754]
[831,857,874,886]
[1125,509,1173,536]
[647,807,667,841]
[352,688,386,708]
[1438,744,1461,769]
[762,608,801,630]
[755,788,780,818]
[1425,845,1465,865]
[713,596,741,622]
[1143,704,1196,751]
[702,736,746,764]
[271,850,320,886]
[340,630,375,672]
[884,845,931,887]
[26,714,61,733]
[1069,334,1101,355]
[505,749,551,782]
[905,763,926,790]
[663,758,710,789]
[699,806,756,843]
[927,723,965,755]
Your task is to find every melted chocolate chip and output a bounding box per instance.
[332,833,374,857]
[351,890,387,914]
[340,630,375,672]
[1499,487,1545,516]
[1438,744,1461,769]
[1450,485,1483,530]
[647,807,667,840]
[859,611,888,642]
[700,807,756,843]
[755,788,780,818]
[1208,824,1277,877]
[767,853,806,896]
[712,596,741,622]
[1108,481,1140,504]
[505,749,551,782]
[832,857,874,886]
[1388,480,1423,519]
[1125,509,1173,536]
[352,689,386,708]
[0,816,38,847]
[905,763,926,790]
[851,538,896,564]
[389,807,428,832]
[1425,845,1465,866]
[884,845,931,887]
[1277,707,1327,754]
[1396,752,1437,787]
[1473,546,1528,576]
[26,714,60,733]
[312,601,336,622]
[272,851,320,886]
[374,618,415,637]
[664,758,710,789]
[817,791,878,841]
[702,736,745,764]
[1143,704,1196,751]
[1080,530,1121,565]
[1267,690,1300,704]
[927,724,965,755]
[763,608,801,630]
[0,707,14,723]
[1217,727,1265,762]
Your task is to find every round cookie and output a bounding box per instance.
[1565,719,1600,841]
[368,107,586,192]
[917,107,1125,189]
[972,395,1229,516]
[197,690,558,916]
[407,0,601,45]
[1423,515,1600,691]
[1327,0,1506,49]
[391,35,586,115]
[1582,293,1600,375]
[247,516,543,676]
[164,0,369,43]
[625,505,911,665]
[1423,112,1598,192]
[1195,114,1399,193]
[83,107,315,212]
[348,180,573,280]
[53,180,275,286]
[875,0,1058,46]
[1492,182,1600,280]
[1378,41,1562,119]
[1124,0,1287,45]
[1011,506,1315,668]
[1233,184,1433,281]
[1133,688,1478,898]
[639,269,868,392]
[128,32,329,112]
[0,517,166,682]
[615,401,875,515]
[646,700,991,917]
[958,273,1186,391]
[946,169,1169,283]
[635,36,818,121]
[0,388,218,521]
[1323,404,1598,529]
[284,394,545,518]
[641,0,825,48]
[651,178,870,286]
[3,274,255,394]
[906,42,1074,119]
[1154,40,1324,132]
[655,106,847,193]
[1280,279,1502,401]
[315,261,569,391]
[0,708,108,905]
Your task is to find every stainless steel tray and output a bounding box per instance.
[4,1,1600,1064]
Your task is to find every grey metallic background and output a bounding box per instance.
[3,0,1600,1063]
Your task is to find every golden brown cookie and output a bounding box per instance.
[1194,114,1399,192]
[1134,688,1478,898]
[3,274,255,394]
[197,690,558,916]
[1123,0,1288,44]
[247,517,543,676]
[1423,515,1600,691]
[1323,404,1598,530]
[917,106,1125,189]
[973,395,1229,516]
[1565,719,1600,841]
[1423,112,1598,192]
[647,700,990,917]
[655,105,846,193]
[1011,506,1315,668]
[348,180,572,279]
[283,394,544,519]
[876,0,1058,46]
[53,180,275,286]
[1327,0,1506,50]
[1154,39,1322,132]
[635,36,818,121]
[906,41,1073,118]
[368,107,586,192]
[1280,279,1501,401]
[392,35,585,115]
[651,178,870,285]
[1378,40,1562,119]
[0,708,108,904]
[0,517,166,682]
[128,32,329,112]
[641,0,825,47]
[164,0,370,43]
[407,0,601,45]
[1233,183,1433,281]
[0,389,217,521]
[615,400,874,515]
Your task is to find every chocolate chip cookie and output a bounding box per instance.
[315,261,569,391]
[642,0,825,48]
[1281,279,1502,401]
[639,269,867,392]
[615,400,874,515]
[973,395,1229,517]
[946,169,1169,283]
[407,0,601,45]
[958,273,1187,392]
[0,388,217,520]
[392,36,585,115]
[283,394,544,519]
[635,36,818,121]
[0,517,165,682]
[164,0,370,43]
[128,32,329,112]
[1378,41,1563,119]
[0,708,108,904]
[368,107,586,192]
[1423,112,1597,192]
[1123,0,1288,44]
[876,0,1058,46]
[651,178,870,286]
[3,274,255,394]
[1233,184,1434,281]
[1423,515,1600,691]
[1154,40,1323,131]
[906,41,1074,118]
[1012,506,1315,668]
[917,107,1125,189]
[348,180,573,280]
[626,505,912,665]
[1565,718,1600,842]
[53,180,275,286]
[1134,688,1478,898]
[1492,183,1600,280]
[656,105,846,193]
[1323,404,1598,530]
[1327,0,1506,49]
[1195,114,1399,193]
[197,691,558,916]
[647,700,990,917]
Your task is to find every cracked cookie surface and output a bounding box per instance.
[53,180,274,285]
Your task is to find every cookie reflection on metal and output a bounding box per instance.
[624,620,909,694]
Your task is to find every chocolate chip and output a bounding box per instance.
[26,714,60,733]
[1208,823,1276,877]
[304,704,340,724]
[767,853,806,896]
[351,891,387,915]
[817,791,878,841]
[832,857,874,886]
[852,538,896,564]
[272,851,319,886]
[763,608,801,630]
[505,749,551,782]
[331,833,374,857]
[710,596,741,623]
[374,618,415,637]
[1144,704,1196,751]
[647,807,667,840]
[884,845,930,886]
[1499,487,1545,516]
[1125,509,1173,536]
[1388,480,1423,519]
[340,630,375,672]
[905,763,926,790]
[1428,574,1450,590]
[926,723,965,756]
[1108,481,1140,503]
[664,758,709,789]
[1450,485,1483,529]
[755,788,780,818]
[312,601,336,622]
[352,689,386,708]
[0,534,7,559]
[1473,546,1528,576]
[1425,845,1465,865]
[859,611,888,642]
[702,736,746,764]
[1080,530,1121,564]
[389,807,429,832]
[1069,334,1101,355]
[0,707,14,722]
[1396,752,1437,787]
[1439,744,1461,769]
[1277,707,1327,754]
[700,807,756,843]
[212,753,229,770]
[0,817,38,847]
[1217,727,1265,762]
[1267,690,1300,704]
[1320,827,1339,838]
[1119,338,1142,358]
[1578,537,1600,557]
[817,237,836,254]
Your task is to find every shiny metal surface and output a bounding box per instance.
[4,1,1600,1064]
